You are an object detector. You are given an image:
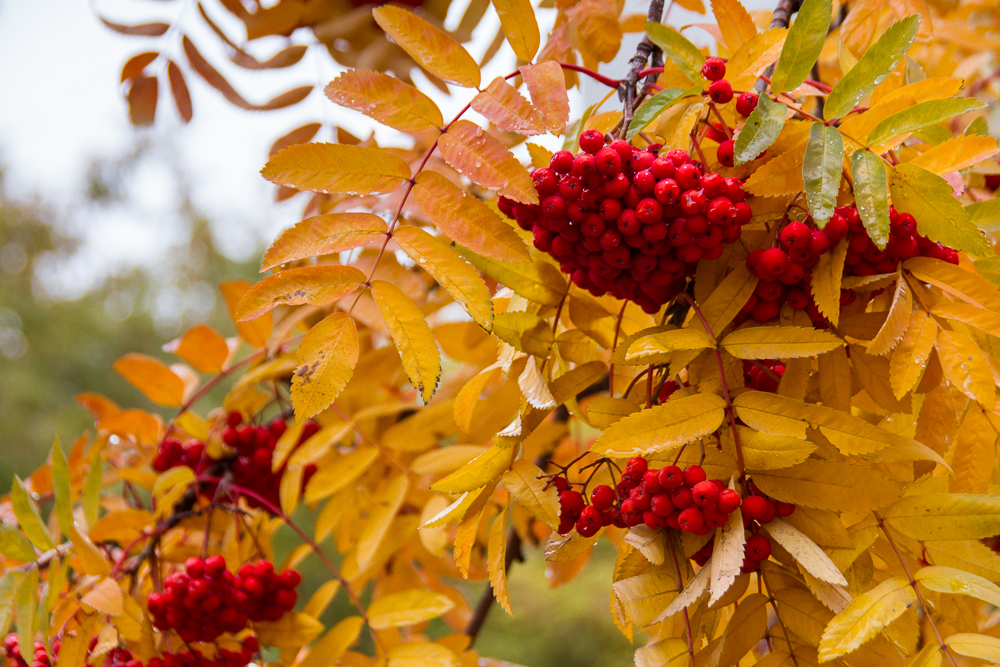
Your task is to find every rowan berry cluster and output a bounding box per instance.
[147,638,258,667]
[498,132,752,313]
[147,556,299,643]
[742,359,785,393]
[739,205,960,326]
[2,635,63,667]
[697,57,759,168]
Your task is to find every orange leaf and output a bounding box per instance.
[710,0,758,50]
[235,266,366,321]
[98,409,163,445]
[166,60,192,123]
[438,120,537,204]
[126,76,158,126]
[81,578,124,616]
[220,280,272,348]
[261,213,388,272]
[121,52,158,83]
[492,0,540,61]
[261,143,411,195]
[292,313,359,421]
[164,324,230,373]
[269,123,322,157]
[182,36,312,111]
[373,6,481,88]
[471,77,546,136]
[412,171,530,262]
[99,16,169,36]
[76,393,121,422]
[113,353,186,407]
[519,62,570,133]
[325,70,443,135]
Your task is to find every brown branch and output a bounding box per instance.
[619,0,667,133]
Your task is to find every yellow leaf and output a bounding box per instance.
[729,28,788,90]
[298,616,363,667]
[624,525,666,565]
[518,356,556,409]
[936,329,995,409]
[651,564,710,623]
[324,70,443,134]
[710,0,757,50]
[810,239,848,326]
[261,143,411,195]
[931,302,1000,337]
[54,616,99,667]
[720,325,844,359]
[764,518,847,585]
[260,213,387,272]
[412,170,530,263]
[457,248,567,307]
[867,276,911,355]
[430,444,516,493]
[613,573,680,628]
[889,309,936,399]
[438,120,537,204]
[386,642,459,667]
[519,62,569,133]
[113,353,185,407]
[152,465,194,500]
[501,459,560,530]
[586,396,642,430]
[291,312,359,421]
[591,393,727,457]
[710,487,747,604]
[368,589,456,629]
[303,580,341,618]
[305,447,378,502]
[950,407,997,494]
[454,367,499,432]
[88,509,153,545]
[371,279,441,404]
[738,428,816,471]
[471,77,544,135]
[356,474,409,569]
[393,225,494,331]
[235,266,365,321]
[492,0,539,61]
[884,493,1000,540]
[526,142,553,168]
[80,578,123,616]
[945,634,1000,662]
[915,565,1000,607]
[220,279,271,348]
[695,262,759,336]
[488,505,512,616]
[923,540,1000,582]
[743,148,805,197]
[905,257,1000,312]
[255,611,324,648]
[635,638,689,667]
[624,328,716,363]
[164,324,229,373]
[751,461,901,511]
[909,134,999,175]
[373,6,480,88]
[716,594,770,667]
[818,577,916,661]
[67,525,111,576]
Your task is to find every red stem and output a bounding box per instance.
[557,63,621,89]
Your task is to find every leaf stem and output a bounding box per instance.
[608,300,630,397]
[667,538,697,667]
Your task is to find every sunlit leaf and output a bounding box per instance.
[291,313,359,421]
[325,70,443,134]
[373,6,481,88]
[235,266,365,321]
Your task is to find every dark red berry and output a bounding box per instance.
[701,57,726,81]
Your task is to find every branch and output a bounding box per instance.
[619,0,667,132]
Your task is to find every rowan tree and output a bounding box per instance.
[4,0,1000,666]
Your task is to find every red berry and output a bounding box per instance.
[675,163,701,190]
[553,477,570,492]
[591,485,616,511]
[550,150,574,173]
[579,128,605,154]
[717,140,735,167]
[677,507,705,532]
[642,470,663,494]
[670,486,693,509]
[701,57,727,81]
[775,501,796,516]
[746,534,772,561]
[717,488,741,514]
[683,465,706,487]
[808,230,831,255]
[736,92,758,117]
[559,490,585,519]
[576,506,603,537]
[626,457,648,475]
[691,480,720,507]
[620,499,644,526]
[651,492,675,517]
[658,465,684,490]
[759,248,789,279]
[709,80,734,104]
[779,221,810,250]
[595,146,623,176]
[742,495,768,521]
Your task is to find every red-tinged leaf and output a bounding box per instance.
[324,70,443,135]
[76,393,121,422]
[99,16,170,36]
[163,324,230,373]
[438,120,537,204]
[197,2,307,70]
[113,353,186,407]
[220,280,272,348]
[244,2,303,41]
[126,76,158,126]
[373,6,481,88]
[261,143,411,195]
[269,124,321,158]
[235,266,366,321]
[182,36,312,111]
[261,213,388,271]
[493,0,540,61]
[292,313,359,421]
[519,62,570,133]
[166,60,192,123]
[412,171,530,262]
[121,52,158,83]
[471,77,546,135]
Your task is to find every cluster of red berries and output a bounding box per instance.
[153,438,210,474]
[221,413,319,510]
[498,132,752,313]
[147,556,299,643]
[742,359,785,393]
[738,205,959,326]
[147,638,259,667]
[697,57,760,168]
[2,636,64,667]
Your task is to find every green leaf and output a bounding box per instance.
[50,440,74,535]
[803,123,844,226]
[10,477,55,551]
[627,87,701,141]
[850,149,890,249]
[965,116,990,137]
[645,21,705,82]
[913,125,956,146]
[0,524,36,562]
[15,567,38,662]
[889,163,993,256]
[866,98,985,146]
[735,94,786,165]
[974,258,1000,288]
[824,15,920,119]
[0,571,23,639]
[968,198,1000,232]
[83,451,102,528]
[769,0,832,93]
